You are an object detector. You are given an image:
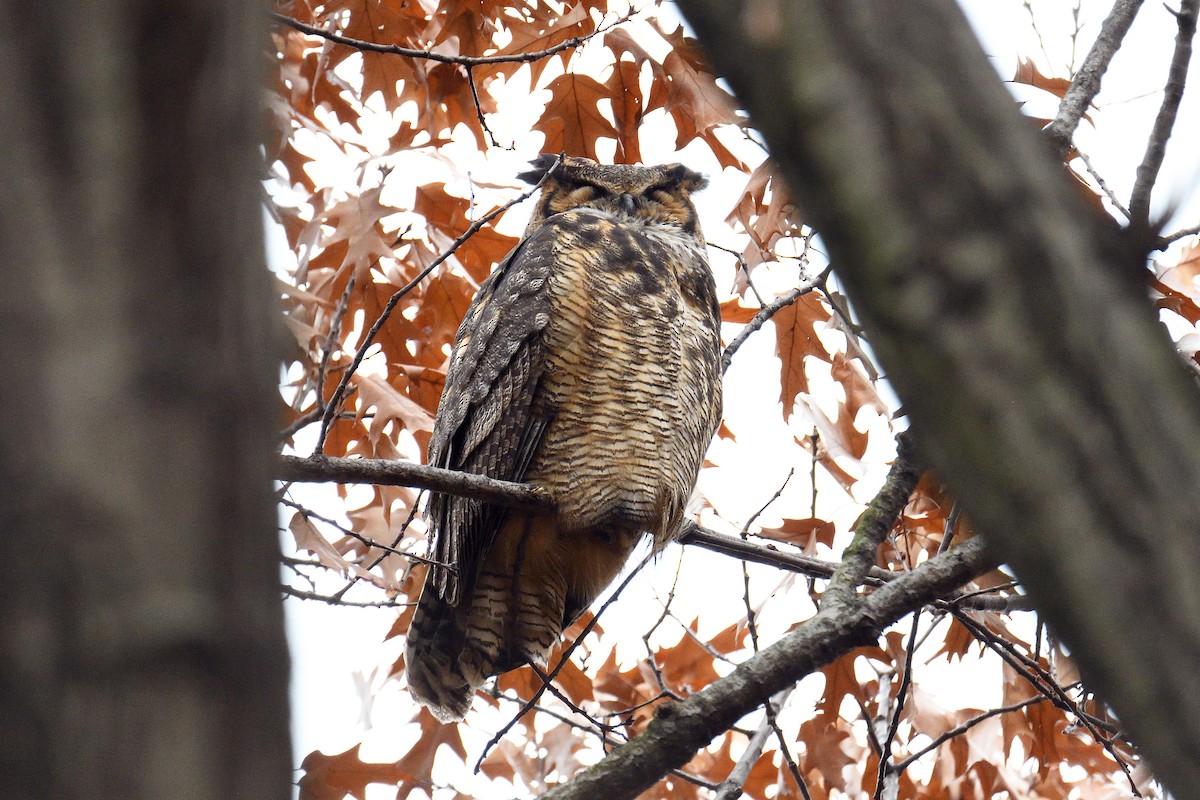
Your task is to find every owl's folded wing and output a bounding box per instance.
[424,225,560,605]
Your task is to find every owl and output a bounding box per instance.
[405,154,723,722]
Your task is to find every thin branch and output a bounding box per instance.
[765,689,811,800]
[277,405,325,441]
[708,241,767,306]
[873,609,921,798]
[661,608,738,666]
[1073,147,1132,219]
[493,689,623,747]
[314,270,356,417]
[892,695,1048,771]
[1045,0,1146,156]
[1021,1,1058,70]
[721,268,831,373]
[1160,220,1200,245]
[464,65,502,149]
[713,708,774,800]
[280,454,856,572]
[277,273,359,443]
[279,453,551,510]
[1129,0,1198,225]
[684,524,864,582]
[270,10,630,66]
[332,492,425,602]
[740,469,795,652]
[855,693,885,757]
[280,585,409,607]
[489,691,718,793]
[818,280,882,382]
[949,608,1140,793]
[281,496,432,564]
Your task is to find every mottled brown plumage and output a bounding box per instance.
[406,155,723,721]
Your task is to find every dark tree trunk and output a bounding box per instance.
[676,0,1200,793]
[0,2,290,798]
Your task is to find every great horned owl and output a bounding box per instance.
[405,154,723,722]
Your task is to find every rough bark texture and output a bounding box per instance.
[0,2,291,798]
[675,0,1200,793]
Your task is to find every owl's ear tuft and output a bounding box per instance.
[517,154,563,186]
[668,164,708,193]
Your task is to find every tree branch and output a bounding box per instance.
[278,453,551,511]
[892,694,1047,772]
[1129,0,1198,225]
[277,453,914,579]
[825,432,920,608]
[536,537,997,800]
[269,11,627,67]
[721,266,831,373]
[1045,0,1145,157]
[713,701,775,800]
[277,453,1021,613]
[1161,220,1200,245]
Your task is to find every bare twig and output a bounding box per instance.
[281,496,435,565]
[949,608,1140,794]
[464,65,503,149]
[1073,147,1132,219]
[818,280,882,382]
[314,270,356,416]
[270,10,631,66]
[1160,221,1200,245]
[490,690,720,793]
[278,405,325,441]
[1045,0,1146,156]
[1021,1,1057,69]
[280,585,410,607]
[740,469,795,651]
[855,693,886,757]
[893,695,1048,771]
[937,500,960,555]
[1129,0,1198,224]
[721,267,832,373]
[713,708,774,800]
[708,242,767,306]
[279,453,551,510]
[765,689,812,800]
[873,609,921,798]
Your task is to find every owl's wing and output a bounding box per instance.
[425,226,559,605]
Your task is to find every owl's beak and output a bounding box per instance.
[619,193,636,214]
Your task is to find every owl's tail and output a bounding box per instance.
[405,514,569,722]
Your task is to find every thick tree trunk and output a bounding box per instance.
[0,2,290,798]
[676,0,1200,792]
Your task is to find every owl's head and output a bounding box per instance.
[518,154,708,241]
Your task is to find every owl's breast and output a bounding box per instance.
[523,212,722,541]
